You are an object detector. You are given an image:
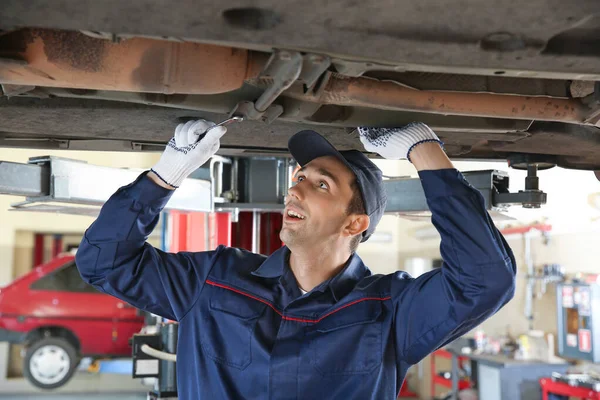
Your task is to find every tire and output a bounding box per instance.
[23,337,78,390]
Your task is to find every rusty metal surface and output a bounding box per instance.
[0,96,599,170]
[364,71,571,97]
[486,121,600,170]
[290,73,593,125]
[2,0,600,81]
[0,28,266,94]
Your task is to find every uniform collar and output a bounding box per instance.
[327,252,370,301]
[251,247,370,302]
[251,246,289,278]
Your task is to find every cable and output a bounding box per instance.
[140,344,177,362]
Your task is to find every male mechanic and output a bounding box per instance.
[76,119,516,400]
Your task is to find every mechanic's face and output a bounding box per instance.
[280,156,358,250]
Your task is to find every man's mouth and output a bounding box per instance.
[285,208,306,220]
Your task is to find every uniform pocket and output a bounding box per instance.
[200,292,266,370]
[307,300,383,375]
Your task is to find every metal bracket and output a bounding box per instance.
[231,50,303,123]
[494,164,547,208]
[227,51,330,123]
[298,54,331,93]
[494,190,546,209]
[229,101,283,124]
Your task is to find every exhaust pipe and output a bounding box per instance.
[0,29,266,94]
[296,73,597,126]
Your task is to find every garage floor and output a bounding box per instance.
[1,396,145,400]
[2,396,418,400]
[0,373,148,398]
[0,371,420,399]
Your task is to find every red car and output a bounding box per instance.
[0,254,145,389]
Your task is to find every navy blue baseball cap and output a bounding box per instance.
[288,130,388,242]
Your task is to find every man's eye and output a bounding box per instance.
[297,176,305,182]
[319,182,329,190]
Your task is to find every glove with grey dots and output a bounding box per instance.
[357,122,443,162]
[151,119,226,188]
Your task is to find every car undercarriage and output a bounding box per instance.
[0,1,599,174]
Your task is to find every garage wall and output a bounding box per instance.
[400,229,600,398]
[475,230,600,337]
[390,208,600,339]
[0,147,160,381]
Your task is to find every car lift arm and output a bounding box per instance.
[0,156,213,215]
[0,155,546,216]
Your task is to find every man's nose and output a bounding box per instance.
[287,182,304,202]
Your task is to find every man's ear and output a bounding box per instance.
[344,214,370,238]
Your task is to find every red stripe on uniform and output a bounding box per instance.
[205,280,391,324]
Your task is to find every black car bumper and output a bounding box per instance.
[0,328,26,344]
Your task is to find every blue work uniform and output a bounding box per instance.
[76,168,516,400]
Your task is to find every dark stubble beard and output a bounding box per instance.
[279,224,309,248]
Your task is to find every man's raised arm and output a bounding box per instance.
[359,123,516,365]
[76,120,228,321]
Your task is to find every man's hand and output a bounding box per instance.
[358,122,452,171]
[150,119,227,189]
[358,122,442,161]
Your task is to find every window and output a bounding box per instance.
[31,262,99,294]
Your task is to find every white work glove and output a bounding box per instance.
[358,122,442,162]
[151,119,226,188]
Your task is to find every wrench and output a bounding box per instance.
[195,116,244,143]
[211,116,244,130]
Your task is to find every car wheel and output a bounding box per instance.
[23,337,78,389]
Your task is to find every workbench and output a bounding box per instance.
[442,348,570,400]
[472,353,569,400]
